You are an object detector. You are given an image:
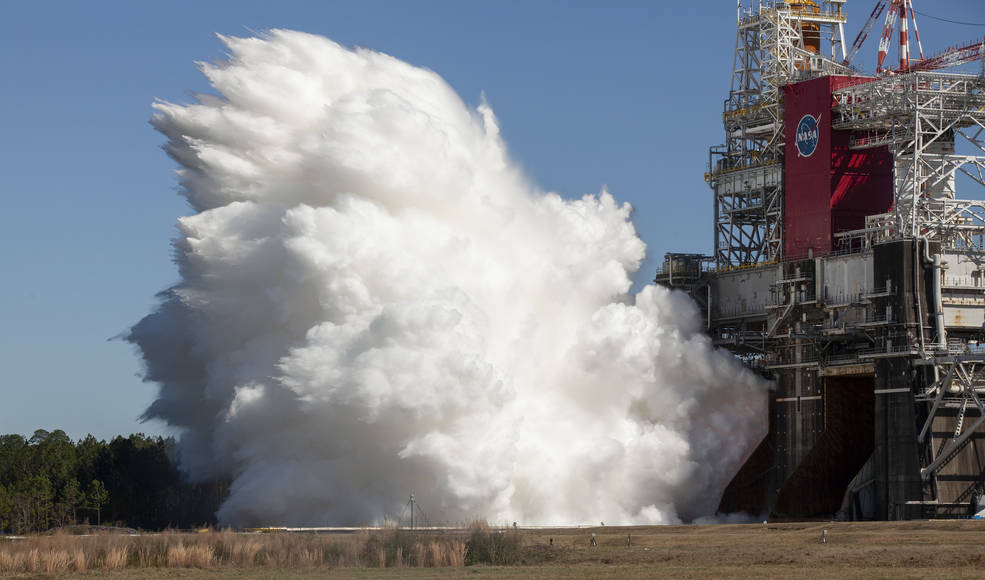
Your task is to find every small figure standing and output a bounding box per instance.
[821,529,827,544]
[627,534,632,547]
[590,533,597,547]
[549,538,553,547]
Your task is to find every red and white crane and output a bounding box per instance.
[845,0,983,75]
[875,0,924,73]
[844,0,889,67]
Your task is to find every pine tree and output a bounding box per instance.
[88,479,109,526]
[60,478,84,525]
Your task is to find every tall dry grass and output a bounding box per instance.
[103,545,129,570]
[166,543,214,567]
[0,525,499,572]
[464,520,523,565]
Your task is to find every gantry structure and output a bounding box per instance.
[829,70,985,506]
[832,73,985,254]
[709,0,851,269]
[660,0,985,520]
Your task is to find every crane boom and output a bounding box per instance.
[909,37,985,72]
[845,0,888,65]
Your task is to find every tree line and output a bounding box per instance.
[0,430,226,533]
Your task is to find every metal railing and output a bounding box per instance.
[944,276,984,289]
[715,302,769,319]
[823,311,891,331]
[823,290,869,306]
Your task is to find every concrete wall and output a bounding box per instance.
[942,251,985,329]
[819,253,873,302]
[710,266,776,318]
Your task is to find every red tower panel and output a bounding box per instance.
[830,128,893,235]
[783,76,892,260]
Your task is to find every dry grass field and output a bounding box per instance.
[4,520,985,578]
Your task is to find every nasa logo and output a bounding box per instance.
[796,113,820,158]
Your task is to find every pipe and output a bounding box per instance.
[918,235,947,350]
[707,284,712,330]
[728,123,776,138]
[932,254,947,350]
[915,238,927,355]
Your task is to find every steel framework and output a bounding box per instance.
[663,0,985,521]
[831,73,985,252]
[815,71,985,510]
[710,1,850,269]
[913,356,985,484]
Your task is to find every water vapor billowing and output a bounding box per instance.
[130,30,767,527]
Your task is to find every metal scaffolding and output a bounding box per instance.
[710,1,850,269]
[831,72,985,251]
[659,1,985,520]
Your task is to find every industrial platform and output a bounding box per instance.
[656,0,985,520]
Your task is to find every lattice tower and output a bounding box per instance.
[710,1,851,269]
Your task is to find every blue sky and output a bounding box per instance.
[1,0,982,441]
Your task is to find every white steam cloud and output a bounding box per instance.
[130,30,767,527]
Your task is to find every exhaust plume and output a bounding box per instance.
[130,30,767,526]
